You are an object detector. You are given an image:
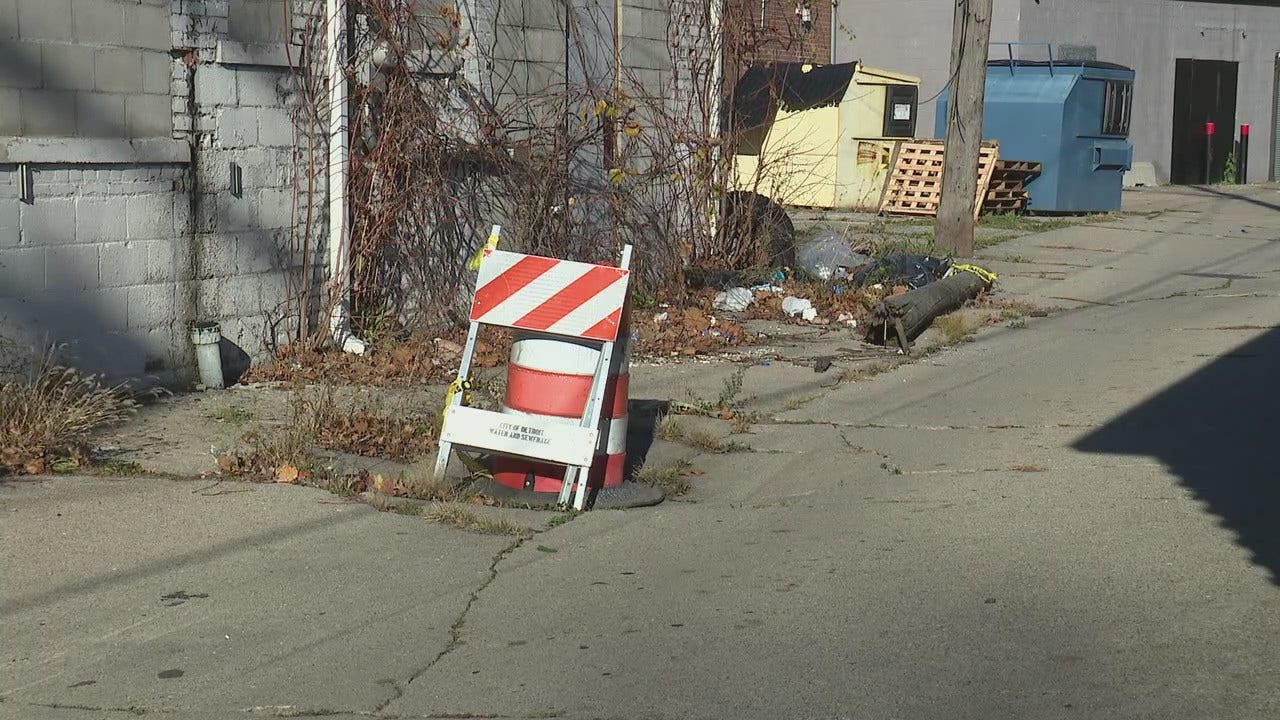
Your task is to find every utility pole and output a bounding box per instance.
[935,0,993,258]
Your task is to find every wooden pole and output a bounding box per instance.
[936,0,993,258]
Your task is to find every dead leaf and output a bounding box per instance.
[23,457,48,475]
[719,409,736,421]
[216,455,236,473]
[678,468,705,477]
[275,464,300,484]
[372,473,399,495]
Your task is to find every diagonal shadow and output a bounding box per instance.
[0,507,367,615]
[1186,184,1280,214]
[1074,326,1280,585]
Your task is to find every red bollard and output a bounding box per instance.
[1204,122,1216,184]
[1238,124,1250,184]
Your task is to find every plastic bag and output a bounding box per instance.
[853,254,951,290]
[713,287,755,312]
[797,233,873,281]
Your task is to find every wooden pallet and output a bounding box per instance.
[879,140,999,220]
[981,159,1042,215]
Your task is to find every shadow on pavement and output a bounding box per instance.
[0,508,367,616]
[1074,327,1280,585]
[1187,184,1280,214]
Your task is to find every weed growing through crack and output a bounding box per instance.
[684,427,750,454]
[934,314,979,344]
[784,395,817,411]
[716,366,746,410]
[1009,318,1027,329]
[212,405,254,425]
[546,513,578,529]
[226,389,441,482]
[423,504,531,536]
[657,413,685,441]
[730,411,759,434]
[634,459,694,496]
[1002,254,1033,264]
[978,213,1074,233]
[840,362,891,385]
[672,366,748,417]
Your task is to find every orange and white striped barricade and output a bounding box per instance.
[434,245,633,510]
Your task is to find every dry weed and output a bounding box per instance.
[0,349,138,475]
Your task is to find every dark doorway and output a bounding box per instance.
[1171,59,1238,184]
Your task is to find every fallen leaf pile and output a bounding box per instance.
[633,307,753,357]
[243,329,510,387]
[735,280,883,327]
[314,410,439,461]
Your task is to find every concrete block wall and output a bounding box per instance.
[0,0,326,384]
[0,0,174,138]
[0,164,195,380]
[176,0,327,362]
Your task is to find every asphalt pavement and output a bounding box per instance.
[4,185,1280,719]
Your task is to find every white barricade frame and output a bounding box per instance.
[434,243,633,511]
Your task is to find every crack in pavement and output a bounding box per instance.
[776,419,1100,431]
[370,537,527,715]
[29,702,158,716]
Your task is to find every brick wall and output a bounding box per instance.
[729,0,832,66]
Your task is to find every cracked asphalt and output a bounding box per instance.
[5,186,1280,719]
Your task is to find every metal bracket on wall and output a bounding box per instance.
[17,163,33,204]
[230,162,243,198]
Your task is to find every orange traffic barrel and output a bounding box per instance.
[491,318,631,494]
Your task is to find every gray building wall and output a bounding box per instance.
[1021,0,1280,183]
[0,0,324,383]
[833,0,1021,134]
[835,0,1280,184]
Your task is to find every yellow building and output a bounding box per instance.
[730,62,921,210]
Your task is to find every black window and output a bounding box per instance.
[882,85,918,138]
[1102,80,1133,136]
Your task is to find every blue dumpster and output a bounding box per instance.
[936,57,1135,212]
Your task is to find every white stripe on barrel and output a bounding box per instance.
[491,316,630,495]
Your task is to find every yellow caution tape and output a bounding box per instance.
[467,225,502,272]
[951,263,998,285]
[439,375,490,478]
[441,376,474,423]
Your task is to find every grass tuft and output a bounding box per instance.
[423,503,531,536]
[0,347,138,475]
[634,460,694,496]
[933,314,980,344]
[840,362,891,385]
[684,427,750,453]
[656,414,685,441]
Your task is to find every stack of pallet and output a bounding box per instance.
[983,160,1042,214]
[879,139,1041,218]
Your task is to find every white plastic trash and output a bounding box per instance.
[781,296,813,318]
[713,287,754,312]
[190,322,225,389]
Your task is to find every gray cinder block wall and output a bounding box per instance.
[0,0,324,383]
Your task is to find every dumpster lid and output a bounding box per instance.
[731,62,858,132]
[987,59,1134,72]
